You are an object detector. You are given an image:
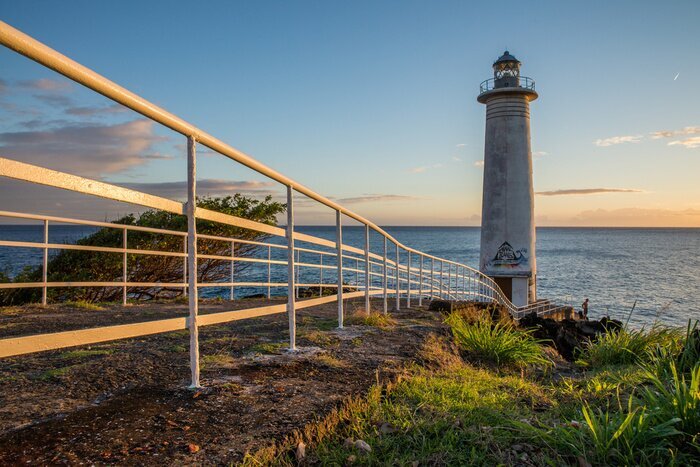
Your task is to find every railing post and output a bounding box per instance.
[295,248,300,300]
[430,258,434,300]
[406,251,411,308]
[122,227,127,306]
[419,254,424,307]
[336,210,343,328]
[395,243,400,311]
[42,219,48,306]
[447,263,452,299]
[186,136,200,389]
[364,224,370,314]
[230,240,235,300]
[267,245,271,299]
[439,260,444,299]
[319,253,323,297]
[382,236,388,315]
[286,185,296,351]
[182,236,187,298]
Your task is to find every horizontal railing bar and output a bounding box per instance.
[0,240,187,257]
[0,210,188,236]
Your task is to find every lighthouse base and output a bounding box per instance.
[492,276,533,308]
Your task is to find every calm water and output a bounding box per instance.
[1,225,698,328]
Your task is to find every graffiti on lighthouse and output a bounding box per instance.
[487,241,529,271]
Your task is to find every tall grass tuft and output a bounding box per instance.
[445,312,551,369]
[579,325,683,367]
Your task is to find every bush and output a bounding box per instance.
[445,312,551,370]
[579,325,683,367]
[0,195,285,305]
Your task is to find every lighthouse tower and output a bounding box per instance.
[477,51,538,307]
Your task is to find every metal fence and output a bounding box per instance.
[0,21,551,387]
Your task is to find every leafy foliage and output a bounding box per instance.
[445,311,551,370]
[1,195,285,304]
[579,324,683,367]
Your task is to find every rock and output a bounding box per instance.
[187,443,200,454]
[379,422,396,434]
[354,439,372,453]
[512,444,523,452]
[343,437,355,449]
[346,454,357,464]
[577,456,592,467]
[412,461,420,467]
[519,312,623,361]
[296,441,306,462]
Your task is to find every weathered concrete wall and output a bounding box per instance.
[478,89,537,306]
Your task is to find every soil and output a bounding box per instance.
[0,297,444,465]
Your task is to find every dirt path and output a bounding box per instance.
[0,298,444,465]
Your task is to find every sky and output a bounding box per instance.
[1,0,699,227]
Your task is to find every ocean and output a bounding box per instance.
[1,225,698,328]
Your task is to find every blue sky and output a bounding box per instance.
[1,0,699,226]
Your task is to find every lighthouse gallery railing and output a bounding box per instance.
[0,21,553,385]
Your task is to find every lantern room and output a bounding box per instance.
[493,50,521,88]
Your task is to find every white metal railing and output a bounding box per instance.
[0,21,546,387]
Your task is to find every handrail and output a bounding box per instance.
[0,21,570,381]
[479,76,535,94]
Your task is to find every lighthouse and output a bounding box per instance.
[477,51,538,307]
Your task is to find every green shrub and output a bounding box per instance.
[580,325,683,367]
[445,312,551,369]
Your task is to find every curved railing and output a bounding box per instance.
[479,76,536,94]
[0,21,530,386]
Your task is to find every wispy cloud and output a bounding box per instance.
[594,135,643,147]
[455,143,467,148]
[668,137,700,149]
[0,119,169,177]
[536,188,642,196]
[18,78,72,92]
[336,194,421,204]
[649,126,700,149]
[649,126,700,139]
[533,151,548,158]
[452,156,462,162]
[124,179,277,199]
[474,160,484,168]
[408,163,443,173]
[65,103,128,116]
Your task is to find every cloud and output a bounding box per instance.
[18,78,72,92]
[0,119,170,177]
[594,135,643,147]
[123,179,277,199]
[65,103,128,116]
[650,126,700,140]
[649,126,700,149]
[452,156,463,162]
[336,194,421,204]
[536,188,643,196]
[33,93,74,107]
[668,137,700,149]
[455,143,467,148]
[408,163,443,173]
[532,151,548,159]
[474,160,484,168]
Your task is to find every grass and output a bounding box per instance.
[578,324,683,367]
[201,353,236,368]
[312,353,347,369]
[248,341,287,355]
[242,318,700,466]
[445,311,551,370]
[346,311,397,329]
[60,348,113,359]
[64,300,106,311]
